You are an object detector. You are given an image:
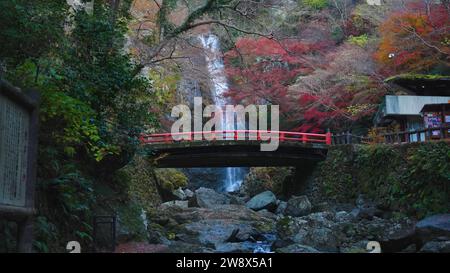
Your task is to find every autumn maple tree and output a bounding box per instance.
[224,36,384,132]
[375,1,450,75]
[224,37,330,129]
[293,41,385,133]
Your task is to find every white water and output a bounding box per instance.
[199,34,244,192]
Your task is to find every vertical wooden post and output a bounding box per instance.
[442,104,446,139]
[17,216,33,252]
[345,131,352,144]
[325,130,332,145]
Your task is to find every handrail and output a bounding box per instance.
[332,126,450,145]
[140,130,332,145]
[141,126,449,147]
[376,126,450,144]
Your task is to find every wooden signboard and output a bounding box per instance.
[0,80,39,252]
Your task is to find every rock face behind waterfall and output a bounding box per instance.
[183,168,227,192]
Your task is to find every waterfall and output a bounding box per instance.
[199,34,245,192]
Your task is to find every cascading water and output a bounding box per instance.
[199,34,245,192]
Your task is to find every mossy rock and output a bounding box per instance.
[155,168,188,192]
[115,156,163,212]
[242,167,294,197]
[316,142,450,218]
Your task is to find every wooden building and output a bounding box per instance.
[374,74,450,141]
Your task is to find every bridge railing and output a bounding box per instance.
[140,130,332,145]
[370,126,449,144]
[332,126,450,145]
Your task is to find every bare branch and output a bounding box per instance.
[403,25,450,56]
[187,19,273,39]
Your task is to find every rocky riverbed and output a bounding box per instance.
[115,187,450,253]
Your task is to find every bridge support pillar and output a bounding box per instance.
[283,162,318,198]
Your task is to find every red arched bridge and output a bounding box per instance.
[140,130,331,168]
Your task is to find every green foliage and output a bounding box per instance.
[354,145,403,205]
[41,88,119,160]
[301,0,328,9]
[147,67,180,114]
[115,156,162,212]
[0,1,161,252]
[331,26,345,43]
[317,146,356,201]
[116,201,147,241]
[35,169,95,252]
[155,169,188,192]
[0,220,18,252]
[33,217,58,253]
[317,143,450,218]
[402,142,450,217]
[0,0,66,65]
[348,34,369,47]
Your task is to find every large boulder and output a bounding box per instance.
[415,214,450,243]
[183,219,258,246]
[285,195,312,217]
[184,188,194,199]
[276,211,341,251]
[193,187,230,208]
[340,240,371,253]
[160,200,189,209]
[335,211,354,222]
[245,191,277,211]
[172,187,187,200]
[419,240,450,253]
[275,201,287,215]
[378,226,417,253]
[157,204,276,249]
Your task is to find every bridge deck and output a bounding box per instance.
[145,140,329,168]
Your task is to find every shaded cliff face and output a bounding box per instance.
[182,168,227,192]
[129,0,216,108]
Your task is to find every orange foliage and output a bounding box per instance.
[375,2,450,75]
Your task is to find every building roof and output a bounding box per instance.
[385,74,450,96]
[374,95,450,125]
[420,103,450,113]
